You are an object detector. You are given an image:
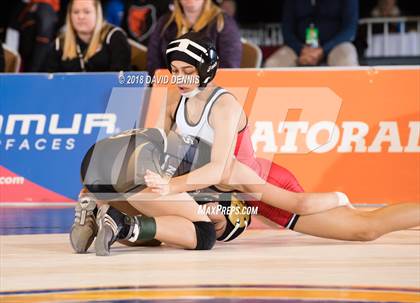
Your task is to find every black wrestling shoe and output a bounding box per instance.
[69,197,98,253]
[95,205,129,256]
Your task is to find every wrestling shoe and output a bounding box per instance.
[95,205,131,256]
[69,196,98,253]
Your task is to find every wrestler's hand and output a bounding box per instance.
[144,170,171,195]
[78,187,93,200]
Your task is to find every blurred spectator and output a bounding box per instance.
[12,0,60,72]
[1,1,22,42]
[265,0,359,67]
[371,0,402,34]
[44,0,130,72]
[122,0,172,45]
[220,0,237,18]
[371,0,401,17]
[0,44,4,72]
[147,0,242,76]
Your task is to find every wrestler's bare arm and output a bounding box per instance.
[168,93,243,192]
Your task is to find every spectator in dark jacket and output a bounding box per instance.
[14,0,60,72]
[265,0,359,67]
[44,0,130,72]
[147,0,242,76]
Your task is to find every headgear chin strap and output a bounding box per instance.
[180,87,201,98]
[166,32,219,88]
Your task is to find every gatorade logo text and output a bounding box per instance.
[251,121,420,153]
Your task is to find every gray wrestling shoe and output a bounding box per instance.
[69,197,98,253]
[95,205,124,256]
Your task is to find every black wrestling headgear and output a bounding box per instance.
[217,193,251,242]
[166,32,219,87]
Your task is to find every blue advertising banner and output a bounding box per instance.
[0,72,149,202]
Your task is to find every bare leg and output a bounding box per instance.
[127,192,210,222]
[223,160,347,215]
[294,203,420,241]
[99,192,211,249]
[114,213,200,249]
[154,216,196,249]
[97,200,198,249]
[128,193,210,249]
